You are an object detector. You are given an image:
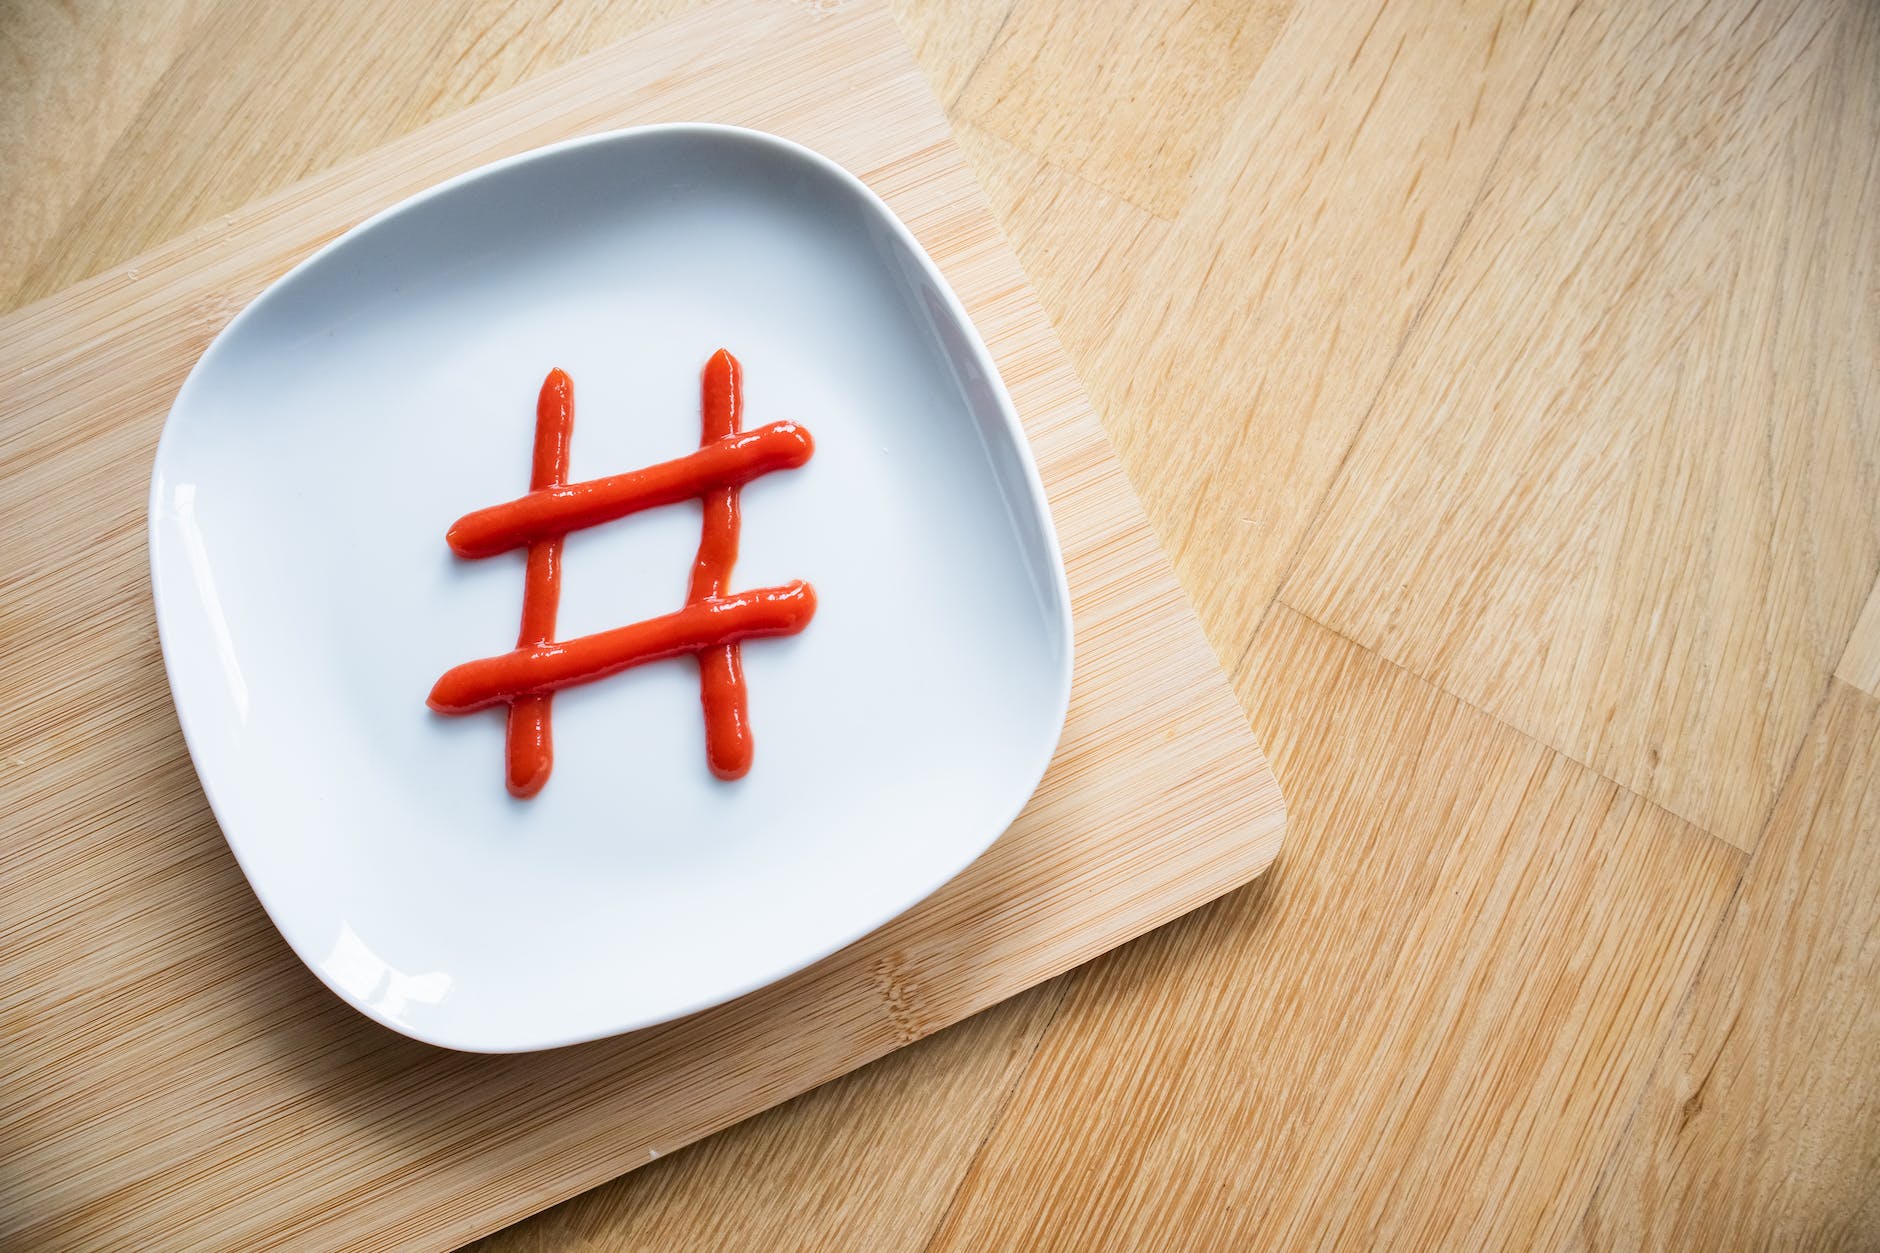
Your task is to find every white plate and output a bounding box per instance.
[149,125,1073,1052]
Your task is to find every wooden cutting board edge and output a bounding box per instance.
[0,1,1285,1248]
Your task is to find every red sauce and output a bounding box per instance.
[429,350,814,794]
[446,421,812,558]
[690,348,754,779]
[504,367,575,797]
[429,582,816,713]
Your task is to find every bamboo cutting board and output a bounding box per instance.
[0,1,1284,1247]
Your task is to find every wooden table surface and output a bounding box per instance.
[6,0,1877,1247]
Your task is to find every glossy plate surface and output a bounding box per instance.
[149,125,1073,1052]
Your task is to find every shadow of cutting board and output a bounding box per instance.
[0,1,1284,1247]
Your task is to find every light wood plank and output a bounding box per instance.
[1582,680,1880,1247]
[1837,578,1880,699]
[4,0,701,309]
[0,0,217,305]
[928,607,1741,1250]
[0,3,1282,1248]
[1284,0,1880,849]
[949,119,1168,393]
[470,981,1065,1253]
[957,0,1293,217]
[880,0,1014,112]
[1065,0,1578,663]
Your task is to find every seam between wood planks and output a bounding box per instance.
[908,593,1751,1250]
[1270,598,1751,866]
[1247,0,1589,671]
[943,0,1021,113]
[914,976,1077,1253]
[1567,671,1852,1242]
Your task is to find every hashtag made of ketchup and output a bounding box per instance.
[428,350,816,796]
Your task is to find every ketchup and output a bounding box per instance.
[429,351,814,794]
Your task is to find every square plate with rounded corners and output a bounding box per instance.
[148,124,1073,1053]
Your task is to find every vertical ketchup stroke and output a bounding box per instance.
[689,349,753,780]
[506,368,575,798]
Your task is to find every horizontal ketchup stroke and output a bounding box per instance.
[429,581,816,714]
[448,420,814,558]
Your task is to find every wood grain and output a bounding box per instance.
[6,0,699,307]
[0,3,1281,1249]
[468,981,1066,1253]
[958,0,1292,217]
[941,120,1173,483]
[0,0,217,302]
[10,0,1880,1244]
[1283,0,1880,850]
[1033,0,1581,666]
[928,607,1742,1249]
[1581,680,1880,1248]
[878,0,1013,112]
[1838,579,1880,699]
